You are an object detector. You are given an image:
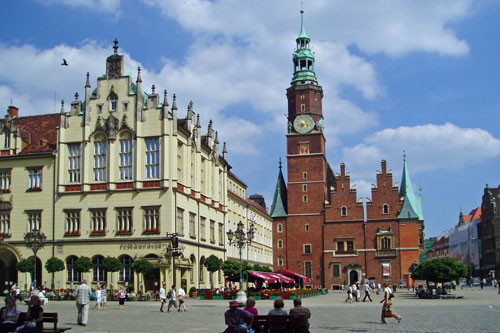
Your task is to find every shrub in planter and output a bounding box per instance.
[189,287,198,297]
[249,292,261,300]
[290,292,297,300]
[270,291,281,300]
[204,290,213,300]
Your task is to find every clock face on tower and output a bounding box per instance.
[293,115,314,133]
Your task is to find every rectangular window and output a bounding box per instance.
[210,220,215,243]
[143,207,160,233]
[90,209,106,233]
[146,138,160,179]
[332,264,340,278]
[64,210,80,235]
[94,141,107,181]
[119,139,133,180]
[28,168,42,189]
[347,241,354,251]
[304,261,312,279]
[200,217,206,241]
[218,222,224,246]
[337,241,344,251]
[176,208,184,235]
[0,169,11,191]
[117,208,133,233]
[189,212,196,238]
[0,211,10,235]
[68,144,81,183]
[304,244,312,254]
[4,133,10,148]
[278,256,284,266]
[27,211,41,232]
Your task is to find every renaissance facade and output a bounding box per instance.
[0,42,271,292]
[271,13,425,289]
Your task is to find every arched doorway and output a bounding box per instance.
[0,248,18,293]
[143,254,159,292]
[349,270,358,285]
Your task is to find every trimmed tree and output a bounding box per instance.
[45,257,65,289]
[17,259,34,290]
[101,256,123,287]
[221,259,252,277]
[411,257,468,285]
[74,256,93,282]
[132,259,153,292]
[253,264,272,273]
[204,255,222,289]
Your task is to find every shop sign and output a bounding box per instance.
[119,241,165,250]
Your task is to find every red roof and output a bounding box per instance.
[463,207,482,224]
[227,271,295,284]
[14,114,60,154]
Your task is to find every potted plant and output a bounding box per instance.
[290,292,297,300]
[189,287,198,298]
[213,289,224,300]
[249,291,261,300]
[270,291,281,300]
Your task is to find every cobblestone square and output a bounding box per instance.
[25,287,500,332]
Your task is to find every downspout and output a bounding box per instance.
[52,151,57,259]
[363,221,368,281]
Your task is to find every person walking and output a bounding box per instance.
[73,279,93,327]
[363,282,373,302]
[159,282,167,312]
[118,286,127,310]
[94,287,102,310]
[380,281,402,324]
[352,283,358,302]
[167,285,177,312]
[100,285,107,310]
[345,285,353,303]
[178,286,188,312]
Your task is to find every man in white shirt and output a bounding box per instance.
[159,282,167,312]
[177,286,187,311]
[167,285,177,312]
[362,282,373,302]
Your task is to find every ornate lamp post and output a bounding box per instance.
[278,254,284,290]
[227,221,255,305]
[24,229,46,290]
[166,233,185,286]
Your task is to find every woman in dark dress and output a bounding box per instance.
[18,295,43,333]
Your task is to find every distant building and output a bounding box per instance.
[420,237,436,263]
[480,185,500,278]
[426,235,449,260]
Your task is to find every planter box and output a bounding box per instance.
[200,295,205,300]
[213,295,224,300]
[250,295,261,300]
[290,295,296,300]
[270,295,281,300]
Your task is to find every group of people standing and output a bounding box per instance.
[159,283,188,312]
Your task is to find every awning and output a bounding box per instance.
[274,268,312,283]
[227,271,295,284]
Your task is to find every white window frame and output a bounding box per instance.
[28,168,42,189]
[68,144,81,183]
[0,169,11,191]
[146,138,160,179]
[94,141,107,181]
[119,139,133,180]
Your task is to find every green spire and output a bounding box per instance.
[270,158,288,218]
[398,153,424,220]
[292,10,317,84]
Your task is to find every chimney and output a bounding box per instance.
[8,106,19,118]
[381,160,387,174]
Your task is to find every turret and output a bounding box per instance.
[292,10,317,85]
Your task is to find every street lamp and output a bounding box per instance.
[227,221,255,306]
[166,233,185,286]
[24,229,46,291]
[278,254,284,291]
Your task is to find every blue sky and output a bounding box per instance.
[1,0,500,237]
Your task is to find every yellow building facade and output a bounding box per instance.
[0,43,274,294]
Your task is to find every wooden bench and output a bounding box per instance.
[252,315,309,333]
[15,312,72,333]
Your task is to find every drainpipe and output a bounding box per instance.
[363,222,368,281]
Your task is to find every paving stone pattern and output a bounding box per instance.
[26,287,500,332]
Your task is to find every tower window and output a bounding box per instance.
[383,204,389,215]
[303,195,308,202]
[305,224,309,232]
[303,172,308,180]
[300,95,305,100]
[300,104,305,112]
[304,244,312,254]
[341,206,347,216]
[278,239,283,248]
[302,184,308,192]
[277,223,283,233]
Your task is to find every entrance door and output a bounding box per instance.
[145,268,160,292]
[349,270,359,285]
[0,249,18,293]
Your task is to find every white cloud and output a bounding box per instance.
[43,0,121,12]
[340,123,500,179]
[144,0,472,57]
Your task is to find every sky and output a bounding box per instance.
[1,0,500,237]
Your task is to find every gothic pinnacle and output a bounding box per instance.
[60,100,65,113]
[172,94,177,110]
[85,72,90,88]
[163,90,169,106]
[136,67,142,83]
[74,92,79,101]
[196,114,201,128]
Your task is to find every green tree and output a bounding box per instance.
[132,259,153,292]
[74,256,93,281]
[411,257,468,284]
[221,260,252,277]
[45,257,65,289]
[253,265,272,273]
[102,256,123,287]
[17,259,34,288]
[204,255,222,289]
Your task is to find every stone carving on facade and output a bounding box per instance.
[106,113,119,140]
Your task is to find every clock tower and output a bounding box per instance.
[284,10,327,284]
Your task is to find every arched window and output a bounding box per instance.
[93,134,107,182]
[383,204,389,215]
[109,92,118,111]
[278,239,283,248]
[199,257,205,282]
[93,255,107,282]
[381,237,391,249]
[66,256,81,283]
[341,206,348,216]
[119,255,134,283]
[277,223,283,233]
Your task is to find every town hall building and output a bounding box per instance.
[271,12,425,289]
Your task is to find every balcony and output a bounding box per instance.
[376,248,397,258]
